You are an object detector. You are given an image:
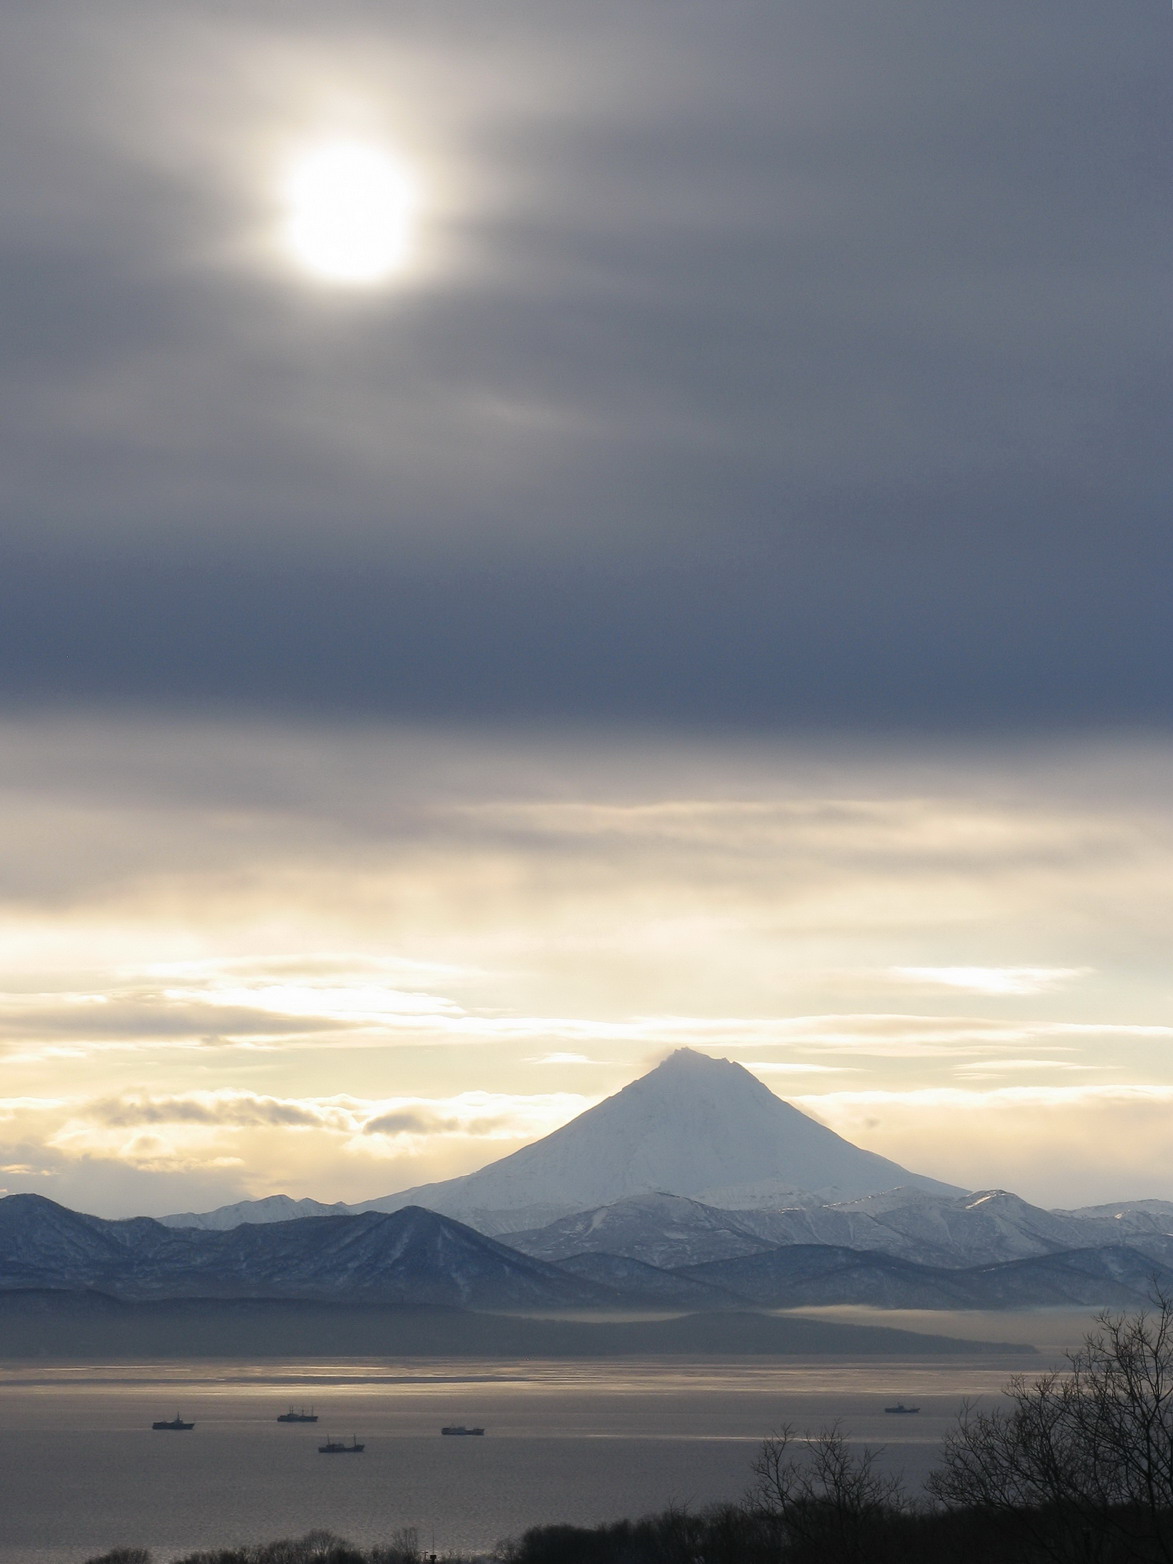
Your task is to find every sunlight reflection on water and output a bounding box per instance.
[0,1347,1064,1563]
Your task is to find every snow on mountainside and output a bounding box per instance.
[502,1192,778,1267]
[503,1187,1151,1271]
[162,1051,961,1234]
[690,1180,829,1211]
[1057,1200,1173,1236]
[352,1049,963,1224]
[159,1195,349,1230]
[780,1188,1132,1267]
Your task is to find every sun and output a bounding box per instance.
[282,142,414,285]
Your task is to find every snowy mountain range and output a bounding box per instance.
[4,1189,1173,1313]
[144,1049,1173,1307]
[6,1048,1169,1314]
[499,1187,1173,1272]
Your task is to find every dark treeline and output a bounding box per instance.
[79,1504,1173,1564]
[85,1300,1173,1564]
[84,1535,447,1564]
[499,1503,1163,1564]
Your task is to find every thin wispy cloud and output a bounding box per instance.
[742,1062,853,1076]
[527,1052,610,1066]
[887,966,1090,996]
[3,976,1166,1069]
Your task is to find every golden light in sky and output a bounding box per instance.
[282,142,414,284]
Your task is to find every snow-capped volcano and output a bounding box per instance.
[160,1050,962,1234]
[348,1048,962,1228]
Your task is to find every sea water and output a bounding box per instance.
[0,1343,1071,1563]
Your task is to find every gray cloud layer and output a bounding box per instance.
[0,1,1167,729]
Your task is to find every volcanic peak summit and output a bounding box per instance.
[352,1046,962,1225]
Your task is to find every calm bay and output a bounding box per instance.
[0,1318,1080,1564]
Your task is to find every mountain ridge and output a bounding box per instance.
[0,1194,615,1311]
[502,1186,1173,1271]
[674,1241,1173,1311]
[5,1191,1173,1313]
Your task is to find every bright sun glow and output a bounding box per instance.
[282,142,414,284]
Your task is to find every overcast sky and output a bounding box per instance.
[0,1,1170,1215]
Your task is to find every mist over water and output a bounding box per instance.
[0,1342,1071,1563]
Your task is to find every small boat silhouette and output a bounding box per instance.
[319,1434,364,1453]
[883,1403,920,1415]
[441,1426,485,1436]
[277,1407,319,1423]
[152,1415,194,1430]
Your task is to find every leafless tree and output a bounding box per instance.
[747,1420,907,1563]
[929,1293,1173,1563]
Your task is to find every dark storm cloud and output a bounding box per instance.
[0,0,1167,729]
